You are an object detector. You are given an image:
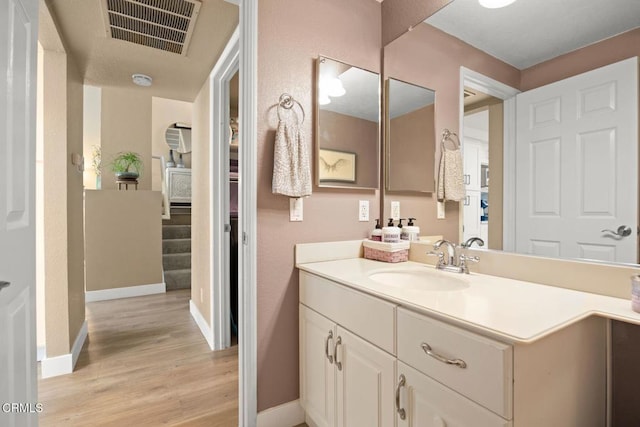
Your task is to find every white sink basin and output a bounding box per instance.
[368,267,470,292]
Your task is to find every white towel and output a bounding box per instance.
[272,106,312,197]
[437,144,465,202]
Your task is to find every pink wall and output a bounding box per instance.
[257,0,381,412]
[521,29,640,91]
[318,110,378,188]
[382,0,452,46]
[383,23,520,240]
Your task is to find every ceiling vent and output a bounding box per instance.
[101,0,201,55]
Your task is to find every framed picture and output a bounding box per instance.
[318,148,356,183]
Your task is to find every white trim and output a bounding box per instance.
[257,400,305,427]
[459,67,520,246]
[37,345,46,362]
[189,299,214,350]
[210,26,240,352]
[239,0,258,425]
[84,282,165,302]
[40,320,87,378]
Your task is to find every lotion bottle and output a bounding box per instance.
[382,218,400,243]
[401,217,420,242]
[370,219,383,241]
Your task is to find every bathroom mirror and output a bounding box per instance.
[316,56,380,189]
[383,0,640,266]
[165,123,192,154]
[385,78,436,192]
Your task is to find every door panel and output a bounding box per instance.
[0,0,38,424]
[515,58,638,263]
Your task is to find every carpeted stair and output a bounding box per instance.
[163,208,191,290]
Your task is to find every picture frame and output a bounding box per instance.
[318,148,356,183]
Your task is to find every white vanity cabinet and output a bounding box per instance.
[299,272,396,427]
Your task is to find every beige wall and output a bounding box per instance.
[388,104,435,192]
[100,88,153,190]
[383,22,520,241]
[191,78,211,323]
[257,0,381,411]
[318,110,378,188]
[84,190,162,291]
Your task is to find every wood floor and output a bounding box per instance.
[38,290,238,426]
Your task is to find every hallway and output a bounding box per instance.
[38,290,238,426]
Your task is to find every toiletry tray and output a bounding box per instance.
[363,240,410,263]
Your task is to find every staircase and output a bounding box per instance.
[162,208,191,290]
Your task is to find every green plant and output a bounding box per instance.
[110,151,143,176]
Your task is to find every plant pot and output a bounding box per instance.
[115,172,139,180]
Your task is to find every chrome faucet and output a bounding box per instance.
[428,239,480,274]
[461,237,484,249]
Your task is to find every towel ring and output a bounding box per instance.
[441,128,460,149]
[277,93,305,125]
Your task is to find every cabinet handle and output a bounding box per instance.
[334,336,342,371]
[325,330,334,364]
[421,342,467,369]
[395,374,406,420]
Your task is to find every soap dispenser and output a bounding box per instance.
[370,219,383,241]
[401,217,420,242]
[382,218,400,243]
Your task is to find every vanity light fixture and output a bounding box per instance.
[132,73,153,87]
[478,0,516,8]
[318,91,331,105]
[327,77,346,97]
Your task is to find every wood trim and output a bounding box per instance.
[189,299,214,350]
[257,400,305,427]
[84,282,165,302]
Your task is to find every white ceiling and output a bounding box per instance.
[426,0,640,69]
[388,79,435,119]
[321,67,380,122]
[44,0,239,101]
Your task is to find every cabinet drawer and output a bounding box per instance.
[397,308,513,419]
[398,361,511,427]
[300,271,396,354]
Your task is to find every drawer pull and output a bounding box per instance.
[421,342,467,369]
[395,374,406,420]
[325,330,334,364]
[334,336,343,371]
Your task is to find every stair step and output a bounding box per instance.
[164,269,191,290]
[162,224,191,239]
[163,238,191,254]
[163,252,191,270]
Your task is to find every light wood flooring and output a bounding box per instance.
[38,290,238,426]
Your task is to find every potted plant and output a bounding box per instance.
[110,151,143,180]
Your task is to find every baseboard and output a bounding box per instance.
[189,300,214,350]
[37,345,46,362]
[40,320,88,379]
[257,400,305,427]
[85,282,166,302]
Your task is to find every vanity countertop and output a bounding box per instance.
[297,258,640,344]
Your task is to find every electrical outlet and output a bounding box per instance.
[290,198,303,221]
[358,200,369,221]
[391,201,400,221]
[437,201,446,219]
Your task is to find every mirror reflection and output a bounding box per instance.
[316,56,380,189]
[165,123,192,154]
[386,78,436,192]
[383,0,639,265]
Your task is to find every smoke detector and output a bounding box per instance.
[102,0,202,56]
[132,73,153,87]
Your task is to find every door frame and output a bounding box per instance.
[458,67,519,249]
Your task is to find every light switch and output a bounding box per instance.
[290,198,303,222]
[437,201,446,219]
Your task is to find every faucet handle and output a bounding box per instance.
[458,254,479,274]
[427,250,445,266]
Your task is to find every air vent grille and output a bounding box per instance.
[102,0,201,55]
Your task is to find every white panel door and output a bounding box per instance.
[397,362,511,427]
[515,58,638,263]
[300,305,336,427]
[335,326,395,427]
[0,0,39,425]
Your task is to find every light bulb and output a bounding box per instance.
[327,78,346,97]
[478,0,516,8]
[318,92,331,105]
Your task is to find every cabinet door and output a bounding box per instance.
[463,141,481,190]
[397,362,511,427]
[300,305,336,427]
[335,326,396,427]
[463,190,481,241]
